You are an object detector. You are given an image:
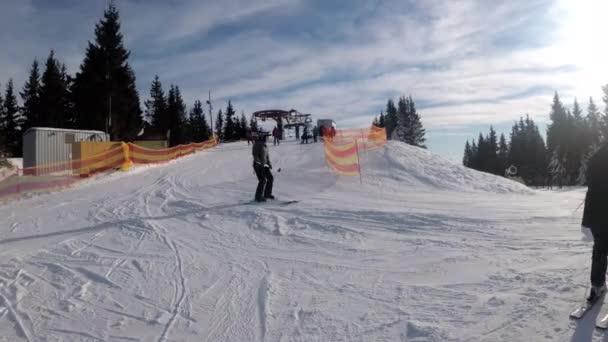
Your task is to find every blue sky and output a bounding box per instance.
[1,0,607,161]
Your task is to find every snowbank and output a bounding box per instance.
[361,141,531,193]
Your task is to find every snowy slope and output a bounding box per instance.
[0,141,594,341]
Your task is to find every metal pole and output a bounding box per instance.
[207,90,214,138]
[355,139,362,185]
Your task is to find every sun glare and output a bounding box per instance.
[556,0,608,96]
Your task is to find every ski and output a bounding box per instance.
[571,294,605,320]
[246,200,299,206]
[597,313,608,329]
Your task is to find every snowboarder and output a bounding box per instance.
[582,143,608,302]
[252,133,275,202]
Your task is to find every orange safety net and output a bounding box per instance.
[323,125,387,176]
[0,136,218,201]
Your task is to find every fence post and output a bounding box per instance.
[355,139,362,185]
[121,142,134,171]
[16,168,21,196]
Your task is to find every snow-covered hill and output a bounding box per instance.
[0,141,593,341]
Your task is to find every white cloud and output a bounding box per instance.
[1,0,606,159]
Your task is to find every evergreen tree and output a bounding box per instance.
[392,96,408,142]
[486,126,498,174]
[20,60,42,130]
[602,85,608,140]
[549,148,568,188]
[587,97,603,145]
[39,51,71,128]
[166,85,187,146]
[463,140,472,167]
[223,100,236,140]
[545,92,570,185]
[470,140,478,169]
[144,75,168,134]
[391,96,426,147]
[250,114,258,133]
[378,111,385,128]
[71,2,142,140]
[385,99,397,139]
[405,96,426,148]
[239,112,248,139]
[3,80,21,156]
[215,109,224,140]
[497,133,509,176]
[0,83,4,132]
[473,133,486,171]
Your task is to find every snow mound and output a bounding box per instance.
[361,141,531,193]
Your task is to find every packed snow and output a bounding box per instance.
[0,140,596,341]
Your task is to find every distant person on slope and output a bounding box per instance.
[272,127,280,146]
[252,133,275,202]
[582,143,608,302]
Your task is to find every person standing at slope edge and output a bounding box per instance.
[582,142,608,302]
[252,133,275,202]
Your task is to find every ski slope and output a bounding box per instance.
[0,140,595,341]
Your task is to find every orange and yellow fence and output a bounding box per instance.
[0,137,217,201]
[323,125,387,177]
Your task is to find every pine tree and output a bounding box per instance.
[486,126,498,174]
[239,112,248,139]
[223,100,236,140]
[385,99,397,139]
[602,85,608,140]
[391,96,426,147]
[405,96,426,148]
[0,83,6,158]
[546,92,570,186]
[463,140,472,167]
[392,96,408,142]
[215,109,224,140]
[39,51,71,128]
[549,149,568,188]
[20,60,42,130]
[473,133,486,171]
[72,2,142,140]
[166,85,186,146]
[144,75,168,134]
[250,114,258,133]
[378,111,385,128]
[200,105,211,141]
[3,80,21,156]
[587,97,603,145]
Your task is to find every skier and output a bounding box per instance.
[301,126,310,144]
[582,142,608,302]
[272,127,280,146]
[252,133,275,202]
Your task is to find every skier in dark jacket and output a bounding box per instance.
[252,133,275,202]
[583,142,608,302]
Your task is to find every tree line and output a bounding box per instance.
[0,3,256,160]
[372,95,426,148]
[463,91,608,187]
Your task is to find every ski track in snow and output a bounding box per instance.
[0,141,596,341]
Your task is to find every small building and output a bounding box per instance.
[23,127,109,174]
[133,122,169,149]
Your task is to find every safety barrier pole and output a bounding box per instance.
[355,139,362,185]
[121,142,134,171]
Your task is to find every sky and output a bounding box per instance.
[1,0,607,161]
